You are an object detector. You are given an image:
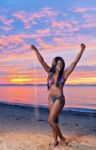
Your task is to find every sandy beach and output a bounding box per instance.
[0,102,96,150]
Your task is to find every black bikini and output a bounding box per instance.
[49,94,65,106]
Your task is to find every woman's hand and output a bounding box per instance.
[31,45,38,51]
[81,43,86,51]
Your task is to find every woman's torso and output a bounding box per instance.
[48,73,66,97]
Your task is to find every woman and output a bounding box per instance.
[31,44,86,146]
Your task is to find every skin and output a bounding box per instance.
[31,44,86,146]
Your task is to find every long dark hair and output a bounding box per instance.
[47,56,65,90]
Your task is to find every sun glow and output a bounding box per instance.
[11,77,33,84]
[10,76,47,84]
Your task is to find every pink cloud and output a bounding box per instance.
[82,14,96,28]
[0,35,23,50]
[35,38,79,52]
[0,34,37,55]
[51,21,79,32]
[2,26,12,31]
[3,19,13,25]
[0,34,28,47]
[22,44,30,49]
[0,32,96,57]
[42,7,57,18]
[82,23,96,28]
[0,34,30,55]
[53,37,65,43]
[0,15,14,31]
[13,8,57,29]
[13,11,32,29]
[11,8,87,34]
[36,29,51,36]
[52,21,71,29]
[70,71,96,79]
[73,7,96,13]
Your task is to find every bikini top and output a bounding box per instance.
[48,75,64,88]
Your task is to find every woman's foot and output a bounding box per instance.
[49,141,59,147]
[54,141,59,146]
[60,137,68,146]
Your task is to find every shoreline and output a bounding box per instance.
[0,101,96,116]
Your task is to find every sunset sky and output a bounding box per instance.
[0,0,96,85]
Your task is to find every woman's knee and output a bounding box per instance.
[48,117,54,126]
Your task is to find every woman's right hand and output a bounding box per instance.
[31,45,38,51]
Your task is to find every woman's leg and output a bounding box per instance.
[48,96,59,145]
[48,98,65,144]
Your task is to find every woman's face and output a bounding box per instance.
[56,60,63,71]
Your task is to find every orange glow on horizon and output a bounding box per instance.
[66,77,96,84]
[9,76,96,85]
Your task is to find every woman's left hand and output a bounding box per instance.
[81,44,86,51]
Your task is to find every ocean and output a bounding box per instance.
[0,85,96,113]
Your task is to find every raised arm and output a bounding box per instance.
[64,44,86,80]
[31,45,50,73]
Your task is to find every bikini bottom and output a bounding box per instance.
[49,94,65,123]
[49,94,65,105]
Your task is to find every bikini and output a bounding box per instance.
[48,76,65,106]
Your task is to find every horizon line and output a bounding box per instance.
[0,84,96,86]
